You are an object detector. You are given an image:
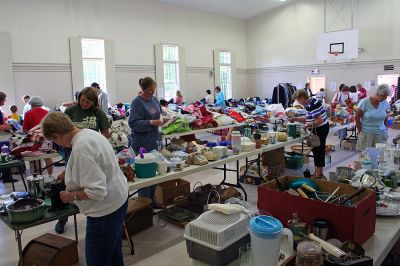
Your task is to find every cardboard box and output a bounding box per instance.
[125,197,153,236]
[155,179,190,206]
[258,176,376,244]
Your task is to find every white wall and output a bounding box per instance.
[0,0,247,108]
[246,0,400,99]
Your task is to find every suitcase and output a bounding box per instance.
[22,233,78,266]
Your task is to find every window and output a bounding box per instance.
[81,38,107,91]
[162,45,180,100]
[219,51,232,99]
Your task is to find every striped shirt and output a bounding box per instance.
[305,98,328,127]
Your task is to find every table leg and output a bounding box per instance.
[15,230,23,266]
[237,160,248,201]
[19,166,27,191]
[74,214,78,243]
[11,173,16,192]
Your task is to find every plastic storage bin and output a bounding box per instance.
[135,153,157,178]
[285,152,305,169]
[185,234,250,266]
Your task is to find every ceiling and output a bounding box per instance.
[149,0,295,20]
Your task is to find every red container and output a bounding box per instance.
[258,176,376,244]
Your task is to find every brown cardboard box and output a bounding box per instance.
[258,176,376,244]
[155,179,190,206]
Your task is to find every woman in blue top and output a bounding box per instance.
[215,86,225,107]
[356,84,391,150]
[129,77,162,205]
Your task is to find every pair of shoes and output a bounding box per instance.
[2,178,18,183]
[55,217,68,234]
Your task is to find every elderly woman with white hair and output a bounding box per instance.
[355,84,391,150]
[41,112,128,266]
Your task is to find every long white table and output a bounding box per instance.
[127,136,306,191]
[364,216,400,265]
[161,123,246,140]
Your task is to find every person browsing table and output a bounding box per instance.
[290,89,329,178]
[41,112,128,266]
[355,84,391,150]
[55,87,110,234]
[129,77,162,205]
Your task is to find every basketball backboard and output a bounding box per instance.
[317,29,358,61]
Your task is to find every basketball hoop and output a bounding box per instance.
[328,51,340,57]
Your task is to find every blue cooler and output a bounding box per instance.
[135,153,157,178]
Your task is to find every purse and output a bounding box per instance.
[306,122,321,148]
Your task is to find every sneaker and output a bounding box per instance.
[55,217,68,234]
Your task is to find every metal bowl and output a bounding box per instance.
[6,198,45,224]
[337,166,356,179]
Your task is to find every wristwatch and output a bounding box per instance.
[73,192,80,201]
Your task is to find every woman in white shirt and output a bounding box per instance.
[41,112,128,266]
[349,85,359,103]
[205,89,214,105]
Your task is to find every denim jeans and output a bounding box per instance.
[85,200,128,266]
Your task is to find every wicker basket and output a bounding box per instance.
[285,152,305,170]
[290,145,311,164]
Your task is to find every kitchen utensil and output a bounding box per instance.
[49,181,68,211]
[325,186,340,202]
[157,161,168,175]
[288,178,319,191]
[313,218,329,240]
[338,188,366,206]
[336,166,356,179]
[287,188,299,196]
[340,241,365,257]
[297,188,309,199]
[249,215,293,266]
[301,184,323,201]
[308,233,346,258]
[328,171,338,182]
[7,198,45,224]
[26,174,45,199]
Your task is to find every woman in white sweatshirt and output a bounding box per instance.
[41,112,128,266]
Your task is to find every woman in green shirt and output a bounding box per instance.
[65,87,110,138]
[54,87,110,234]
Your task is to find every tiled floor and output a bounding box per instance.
[0,129,397,265]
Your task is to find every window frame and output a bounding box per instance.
[162,45,180,100]
[81,38,107,92]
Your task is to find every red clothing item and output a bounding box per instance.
[22,108,49,132]
[175,96,183,105]
[358,87,367,100]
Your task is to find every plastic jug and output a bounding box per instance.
[249,216,293,266]
[231,131,241,155]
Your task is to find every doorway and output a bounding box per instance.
[308,76,327,94]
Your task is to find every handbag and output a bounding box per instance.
[306,122,321,148]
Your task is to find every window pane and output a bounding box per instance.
[220,65,232,99]
[82,39,105,58]
[83,59,107,91]
[163,45,179,61]
[164,83,177,101]
[164,63,178,83]
[219,51,231,65]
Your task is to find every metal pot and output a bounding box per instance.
[337,167,356,179]
[26,174,45,199]
[6,198,45,224]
